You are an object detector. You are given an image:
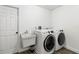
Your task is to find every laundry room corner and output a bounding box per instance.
[51,5,79,53]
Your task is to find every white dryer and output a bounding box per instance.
[54,30,65,51]
[34,29,55,54]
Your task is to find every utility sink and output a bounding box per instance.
[20,32,36,48]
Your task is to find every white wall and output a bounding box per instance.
[52,6,79,53]
[14,5,52,33]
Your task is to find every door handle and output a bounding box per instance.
[16,32,18,34]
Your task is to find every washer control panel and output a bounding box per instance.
[41,30,54,34]
[48,31,54,34]
[51,31,54,33]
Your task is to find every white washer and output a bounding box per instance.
[54,30,66,51]
[34,29,55,54]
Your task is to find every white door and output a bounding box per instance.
[0,6,18,53]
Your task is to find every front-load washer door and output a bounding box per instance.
[44,34,55,52]
[58,33,65,46]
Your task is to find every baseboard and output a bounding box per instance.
[65,45,79,54]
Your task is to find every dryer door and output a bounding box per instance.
[58,33,65,46]
[44,34,55,52]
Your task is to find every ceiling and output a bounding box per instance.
[38,5,61,11]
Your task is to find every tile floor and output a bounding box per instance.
[16,48,77,54]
